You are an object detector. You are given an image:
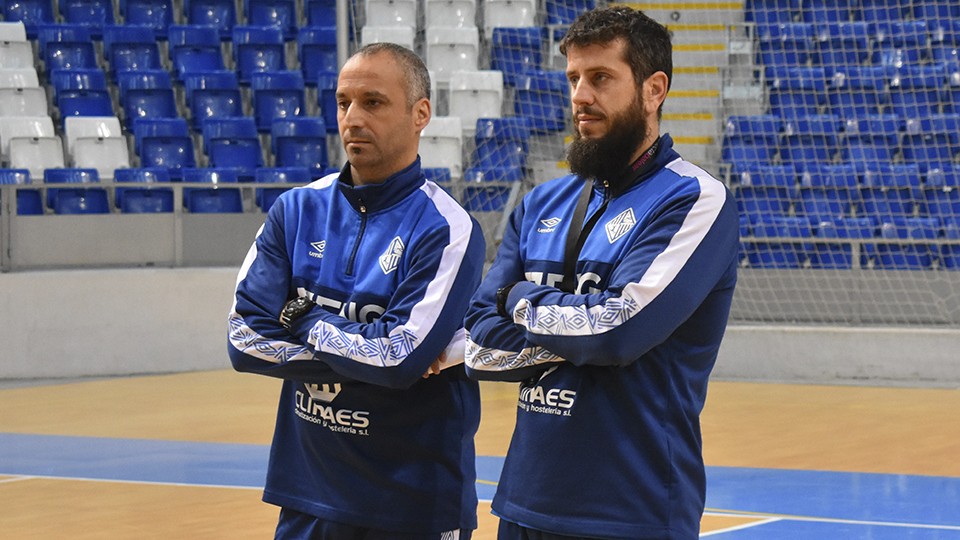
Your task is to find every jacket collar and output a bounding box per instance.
[337,157,425,213]
[596,133,680,198]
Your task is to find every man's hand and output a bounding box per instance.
[422,351,447,378]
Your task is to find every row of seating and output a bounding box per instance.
[739,215,960,270]
[745,0,960,25]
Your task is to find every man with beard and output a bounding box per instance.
[463,6,739,539]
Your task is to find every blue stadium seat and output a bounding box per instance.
[545,0,595,25]
[490,27,544,87]
[315,70,339,134]
[114,167,174,213]
[814,22,872,74]
[766,66,827,118]
[876,217,940,270]
[747,215,812,268]
[271,117,327,172]
[471,117,531,170]
[49,67,108,103]
[103,26,163,80]
[810,217,876,269]
[721,114,781,173]
[423,167,451,191]
[250,70,305,133]
[0,168,42,214]
[168,25,225,79]
[36,23,89,57]
[889,64,948,120]
[942,217,960,270]
[859,0,906,23]
[756,22,815,69]
[184,0,236,38]
[233,25,286,85]
[826,65,890,118]
[182,167,243,212]
[183,70,243,131]
[797,163,861,222]
[138,132,196,180]
[901,114,960,172]
[117,70,178,129]
[298,26,337,86]
[799,0,850,23]
[780,114,841,168]
[122,0,174,38]
[60,0,115,38]
[733,164,798,222]
[744,0,795,25]
[860,162,921,221]
[3,0,54,38]
[245,0,297,40]
[513,70,568,133]
[202,116,262,177]
[57,90,115,125]
[43,167,109,214]
[305,0,336,26]
[914,0,960,19]
[133,117,190,155]
[254,166,310,211]
[42,39,98,78]
[922,166,960,218]
[462,166,524,211]
[873,21,929,66]
[840,113,899,167]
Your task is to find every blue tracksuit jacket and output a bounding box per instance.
[227,158,486,534]
[464,135,739,539]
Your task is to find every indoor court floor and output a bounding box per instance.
[1,369,959,539]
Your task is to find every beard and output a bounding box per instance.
[566,95,650,190]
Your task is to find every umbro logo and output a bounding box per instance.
[379,236,404,274]
[537,217,562,233]
[605,208,636,243]
[309,240,326,259]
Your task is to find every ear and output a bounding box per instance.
[413,97,431,131]
[643,71,670,116]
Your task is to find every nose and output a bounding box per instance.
[570,79,594,108]
[338,101,361,130]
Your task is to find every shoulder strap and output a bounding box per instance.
[559,178,594,293]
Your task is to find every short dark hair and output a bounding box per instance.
[560,6,673,94]
[351,42,431,108]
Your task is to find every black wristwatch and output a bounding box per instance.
[279,296,313,329]
[496,283,517,319]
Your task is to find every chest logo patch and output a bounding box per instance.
[537,217,562,233]
[309,240,326,259]
[605,208,637,244]
[379,236,405,275]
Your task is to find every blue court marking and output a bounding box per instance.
[3,432,960,538]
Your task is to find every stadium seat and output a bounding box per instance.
[61,0,115,38]
[0,168,42,214]
[0,39,34,69]
[826,65,890,119]
[64,115,123,158]
[424,0,475,28]
[872,21,929,66]
[315,70,339,134]
[305,0,336,26]
[876,217,940,270]
[117,70,178,129]
[254,166,310,211]
[298,26,338,86]
[184,0,237,38]
[780,114,841,168]
[132,116,189,155]
[232,25,286,84]
[766,66,827,119]
[43,167,109,214]
[114,166,173,212]
[245,0,297,39]
[513,70,568,133]
[809,217,876,269]
[0,21,28,42]
[721,114,781,173]
[545,0,595,25]
[483,0,536,38]
[889,64,947,120]
[201,115,257,152]
[8,135,64,180]
[841,113,899,168]
[250,70,305,133]
[942,217,960,269]
[168,25,225,79]
[462,165,524,211]
[798,0,850,23]
[203,116,262,177]
[0,68,39,88]
[449,71,504,135]
[42,39,98,78]
[490,27,543,87]
[733,164,797,222]
[744,0,795,25]
[796,163,861,222]
[361,25,416,50]
[859,0,906,22]
[814,22,872,74]
[36,22,89,57]
[922,166,960,218]
[122,0,174,38]
[364,0,417,28]
[181,167,243,212]
[747,215,812,269]
[419,116,463,178]
[901,114,960,172]
[3,0,54,38]
[138,133,197,180]
[72,136,131,180]
[860,162,922,221]
[0,87,48,116]
[271,117,327,172]
[183,70,243,130]
[471,116,530,171]
[57,90,115,126]
[756,22,815,69]
[914,0,960,19]
[0,115,54,160]
[425,26,479,83]
[49,67,108,104]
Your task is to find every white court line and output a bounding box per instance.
[0,475,35,484]
[704,509,960,532]
[700,516,781,537]
[0,473,264,491]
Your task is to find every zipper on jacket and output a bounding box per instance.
[346,203,367,277]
